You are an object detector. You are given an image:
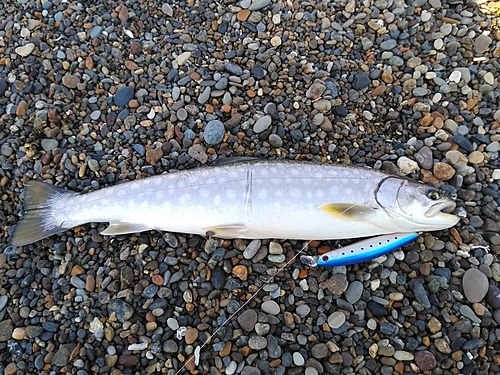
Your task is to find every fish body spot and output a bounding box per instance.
[179,193,191,205]
[257,189,268,200]
[290,188,301,198]
[213,195,222,206]
[226,189,237,200]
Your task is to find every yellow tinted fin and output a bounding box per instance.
[204,224,248,238]
[319,203,377,220]
[101,222,154,236]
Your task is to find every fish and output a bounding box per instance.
[300,232,419,267]
[8,159,459,247]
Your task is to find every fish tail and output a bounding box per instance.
[9,181,77,246]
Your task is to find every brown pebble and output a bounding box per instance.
[128,99,139,108]
[184,327,198,345]
[145,147,163,165]
[468,151,484,164]
[319,274,347,296]
[381,70,393,84]
[432,116,443,129]
[231,265,248,281]
[85,275,95,292]
[239,346,252,356]
[71,265,84,276]
[433,162,455,180]
[219,341,231,357]
[4,363,18,375]
[125,61,139,70]
[420,113,432,126]
[414,350,436,371]
[371,85,386,96]
[130,41,142,55]
[62,75,79,89]
[420,169,438,184]
[118,6,129,21]
[190,71,201,80]
[117,354,139,367]
[151,274,163,285]
[85,55,94,70]
[16,100,28,116]
[472,302,485,316]
[237,9,251,22]
[12,327,27,340]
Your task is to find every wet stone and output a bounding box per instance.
[345,281,363,304]
[211,267,225,289]
[238,309,257,332]
[487,285,500,309]
[0,320,13,342]
[225,62,243,75]
[352,73,370,90]
[414,350,436,371]
[254,116,272,133]
[204,120,225,145]
[114,86,134,106]
[463,268,488,303]
[311,343,329,359]
[253,64,265,79]
[52,343,76,367]
[261,300,280,315]
[108,299,134,322]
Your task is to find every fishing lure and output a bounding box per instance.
[300,232,419,267]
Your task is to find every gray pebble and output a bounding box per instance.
[41,138,58,151]
[254,115,272,133]
[198,86,211,104]
[261,300,280,315]
[345,281,363,304]
[462,268,488,303]
[204,120,225,145]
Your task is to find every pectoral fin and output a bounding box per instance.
[204,224,248,238]
[319,203,378,220]
[101,222,154,235]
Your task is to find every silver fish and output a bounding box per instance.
[9,160,459,246]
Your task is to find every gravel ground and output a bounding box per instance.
[1,0,500,374]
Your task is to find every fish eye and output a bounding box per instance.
[427,189,440,200]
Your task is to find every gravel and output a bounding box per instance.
[1,0,500,374]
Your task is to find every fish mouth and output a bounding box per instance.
[424,200,457,218]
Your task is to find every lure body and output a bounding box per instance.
[301,233,419,267]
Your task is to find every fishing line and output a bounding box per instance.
[174,177,363,374]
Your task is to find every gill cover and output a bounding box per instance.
[374,176,459,231]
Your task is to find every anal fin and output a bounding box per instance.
[101,222,154,236]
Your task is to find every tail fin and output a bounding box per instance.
[9,181,77,246]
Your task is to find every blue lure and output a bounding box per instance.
[300,232,419,267]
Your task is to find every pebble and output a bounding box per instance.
[344,281,363,304]
[463,268,489,303]
[238,309,257,332]
[253,116,272,133]
[15,43,35,57]
[328,311,346,329]
[204,120,225,145]
[114,87,134,106]
[261,300,280,315]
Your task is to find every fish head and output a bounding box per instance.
[376,177,459,231]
